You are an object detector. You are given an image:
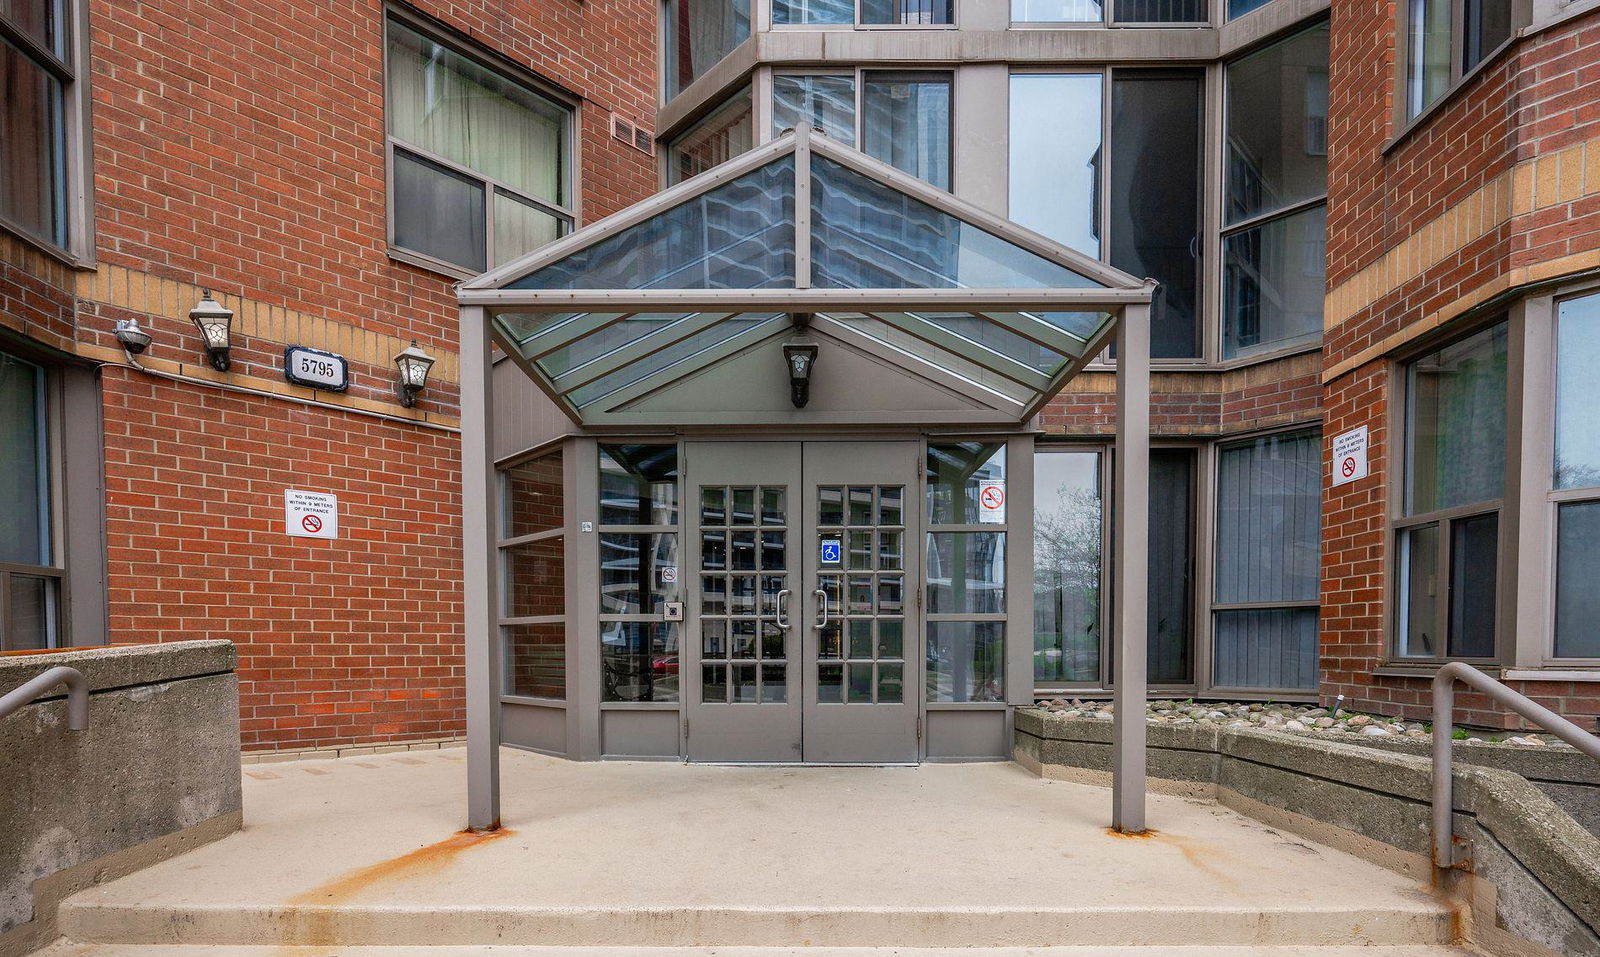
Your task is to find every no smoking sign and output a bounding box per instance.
[285,489,339,540]
[1331,427,1369,488]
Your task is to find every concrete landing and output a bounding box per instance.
[53,750,1464,950]
[36,947,1480,957]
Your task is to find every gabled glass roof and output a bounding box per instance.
[459,127,1152,424]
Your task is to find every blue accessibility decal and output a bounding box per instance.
[820,538,842,564]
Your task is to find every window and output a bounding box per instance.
[773,0,951,26]
[1222,21,1328,359]
[1553,293,1600,658]
[771,72,951,190]
[598,444,681,702]
[1009,74,1102,259]
[1148,450,1196,683]
[667,84,754,185]
[2,0,76,250]
[1034,448,1103,684]
[1113,0,1206,21]
[385,13,573,274]
[926,443,1007,702]
[500,450,566,698]
[1227,0,1274,18]
[0,350,58,650]
[1212,430,1321,690]
[665,0,750,99]
[1010,0,1202,22]
[1395,321,1507,661]
[1405,0,1516,119]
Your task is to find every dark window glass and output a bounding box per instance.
[861,0,951,23]
[1149,450,1194,684]
[1214,431,1321,604]
[393,148,486,272]
[1213,609,1318,690]
[861,74,951,191]
[1404,321,1507,515]
[599,444,680,526]
[1114,0,1205,21]
[1398,523,1441,658]
[1110,70,1203,358]
[601,622,681,702]
[1222,205,1326,358]
[1225,22,1330,225]
[1034,450,1101,683]
[1447,512,1497,658]
[600,533,680,615]
[1556,501,1600,659]
[1,0,59,53]
[1407,0,1450,117]
[1,37,64,246]
[4,573,52,651]
[772,0,852,24]
[1227,0,1272,18]
[0,351,48,567]
[1463,0,1513,72]
[666,0,751,97]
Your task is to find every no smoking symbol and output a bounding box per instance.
[981,486,1005,510]
[301,514,323,534]
[1341,457,1357,479]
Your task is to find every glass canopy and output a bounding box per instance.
[460,127,1151,423]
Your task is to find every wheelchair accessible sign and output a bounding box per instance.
[820,538,842,565]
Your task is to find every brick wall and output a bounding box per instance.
[1322,7,1600,726]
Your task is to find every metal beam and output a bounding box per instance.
[1112,301,1150,835]
[466,287,1153,312]
[583,316,790,412]
[461,305,502,831]
[553,313,738,393]
[519,312,638,362]
[862,311,1055,391]
[974,311,1094,357]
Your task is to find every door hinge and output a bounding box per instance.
[916,715,923,740]
[915,588,923,610]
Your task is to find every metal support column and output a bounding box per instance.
[461,305,502,831]
[1112,301,1151,834]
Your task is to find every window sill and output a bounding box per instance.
[1383,33,1519,156]
[1083,340,1323,374]
[1372,663,1503,679]
[387,245,478,282]
[0,218,94,272]
[1503,668,1600,683]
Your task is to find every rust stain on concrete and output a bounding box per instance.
[289,827,513,906]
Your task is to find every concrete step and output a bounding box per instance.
[33,945,1483,957]
[55,901,1458,949]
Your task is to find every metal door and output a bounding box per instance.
[799,441,922,763]
[683,442,804,761]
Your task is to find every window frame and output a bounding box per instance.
[0,347,69,651]
[1387,315,1512,667]
[765,67,955,191]
[1009,0,1213,28]
[1544,289,1600,665]
[767,0,958,31]
[497,444,569,703]
[382,5,579,279]
[0,0,94,263]
[1030,441,1111,691]
[1391,0,1529,133]
[595,442,683,706]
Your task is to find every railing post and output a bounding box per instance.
[1431,664,1456,867]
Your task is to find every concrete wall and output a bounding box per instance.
[1016,709,1600,957]
[0,641,242,957]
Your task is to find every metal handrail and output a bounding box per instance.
[0,666,89,730]
[1433,661,1600,867]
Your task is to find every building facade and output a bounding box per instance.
[4,0,1600,757]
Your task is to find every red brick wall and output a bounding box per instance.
[1038,357,1322,437]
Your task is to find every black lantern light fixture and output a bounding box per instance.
[188,290,234,371]
[783,341,818,408]
[394,340,436,408]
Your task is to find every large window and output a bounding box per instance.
[668,85,754,186]
[1405,0,1516,119]
[1011,0,1205,23]
[666,0,750,99]
[770,72,951,190]
[926,443,1007,702]
[1212,430,1321,690]
[2,0,74,249]
[500,450,566,699]
[0,350,57,650]
[1034,448,1103,684]
[1395,321,1507,661]
[773,0,951,26]
[1553,294,1600,658]
[1009,70,1202,358]
[598,445,681,702]
[1148,450,1197,684]
[385,13,573,274]
[1222,21,1328,360]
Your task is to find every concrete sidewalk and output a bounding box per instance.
[51,750,1464,950]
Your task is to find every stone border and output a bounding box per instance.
[1016,708,1600,957]
[241,736,465,764]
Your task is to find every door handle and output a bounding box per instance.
[813,588,830,630]
[775,588,791,630]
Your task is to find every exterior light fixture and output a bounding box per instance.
[113,318,151,355]
[188,290,234,371]
[394,340,436,408]
[783,341,818,409]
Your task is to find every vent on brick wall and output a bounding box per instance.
[612,114,654,156]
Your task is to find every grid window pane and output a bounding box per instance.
[393,148,486,272]
[1114,0,1205,22]
[926,533,1006,614]
[861,0,951,24]
[1397,523,1441,658]
[600,444,680,526]
[1404,322,1507,515]
[504,623,565,698]
[1447,512,1497,659]
[862,75,951,191]
[599,533,680,614]
[3,573,53,651]
[926,442,1006,525]
[1012,0,1102,21]
[772,0,852,24]
[665,0,751,97]
[0,351,48,566]
[1224,22,1329,225]
[602,622,680,702]
[1009,74,1102,258]
[927,621,1004,702]
[1222,204,1327,359]
[2,38,65,247]
[1214,431,1321,604]
[1213,608,1317,690]
[503,537,566,618]
[1555,501,1600,659]
[501,451,564,538]
[1556,294,1600,490]
[1034,450,1101,683]
[666,86,755,185]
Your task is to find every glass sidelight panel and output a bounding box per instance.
[815,484,909,704]
[927,621,1004,702]
[601,622,680,702]
[1034,449,1102,683]
[701,485,791,703]
[1148,451,1195,684]
[1556,501,1600,658]
[926,533,1005,614]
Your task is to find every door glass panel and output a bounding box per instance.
[699,485,790,704]
[816,483,909,705]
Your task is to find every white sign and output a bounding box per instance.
[660,565,678,584]
[978,481,1006,524]
[285,489,339,539]
[283,346,350,392]
[1332,427,1369,487]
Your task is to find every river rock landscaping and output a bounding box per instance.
[1033,698,1571,747]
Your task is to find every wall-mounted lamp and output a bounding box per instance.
[113,318,151,355]
[783,341,818,409]
[189,290,234,371]
[394,340,436,408]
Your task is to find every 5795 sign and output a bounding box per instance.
[283,346,350,392]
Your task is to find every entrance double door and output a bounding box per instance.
[684,441,920,763]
